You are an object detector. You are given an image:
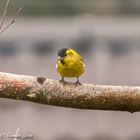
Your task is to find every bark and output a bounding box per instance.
[0,72,140,113]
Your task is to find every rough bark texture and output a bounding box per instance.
[0,72,140,113]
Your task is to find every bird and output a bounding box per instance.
[56,48,85,85]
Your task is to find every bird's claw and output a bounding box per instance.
[74,81,82,86]
[59,79,67,85]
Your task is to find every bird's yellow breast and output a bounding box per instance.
[57,49,85,77]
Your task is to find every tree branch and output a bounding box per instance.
[0,0,22,33]
[0,7,22,33]
[0,72,140,113]
[0,0,10,30]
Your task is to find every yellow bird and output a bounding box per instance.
[56,48,85,85]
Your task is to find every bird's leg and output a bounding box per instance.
[59,77,64,82]
[74,76,82,86]
[59,77,67,85]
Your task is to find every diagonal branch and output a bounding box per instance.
[0,0,10,30]
[0,0,22,33]
[0,72,140,113]
[0,7,22,33]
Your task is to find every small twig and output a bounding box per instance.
[0,0,10,30]
[0,7,22,33]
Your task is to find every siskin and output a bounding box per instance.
[56,48,85,85]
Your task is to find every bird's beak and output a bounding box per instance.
[60,57,64,61]
[58,56,64,60]
[58,56,61,61]
[58,56,64,62]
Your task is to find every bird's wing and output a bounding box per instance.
[78,54,84,62]
[77,54,85,68]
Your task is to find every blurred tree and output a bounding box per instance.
[33,41,54,56]
[1,0,140,16]
[0,41,18,56]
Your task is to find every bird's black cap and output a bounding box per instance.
[58,48,68,57]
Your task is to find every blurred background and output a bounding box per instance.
[0,0,140,140]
